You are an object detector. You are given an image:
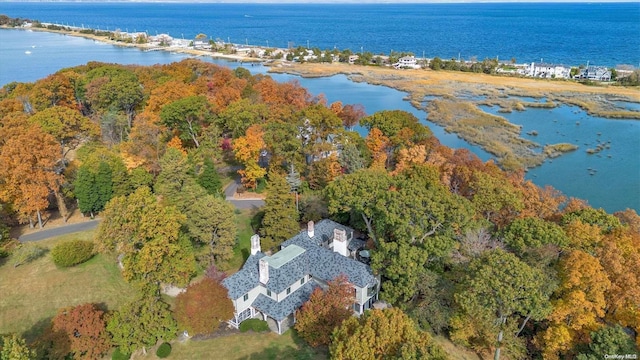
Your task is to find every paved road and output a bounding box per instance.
[224,178,265,209]
[19,219,101,242]
[18,177,264,242]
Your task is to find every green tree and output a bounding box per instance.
[325,168,392,244]
[174,278,234,336]
[197,157,222,196]
[330,308,446,360]
[501,217,569,255]
[107,295,177,355]
[452,249,554,360]
[160,95,213,148]
[95,161,113,212]
[260,171,299,251]
[155,148,207,212]
[0,334,35,360]
[360,110,431,149]
[96,187,195,287]
[338,141,365,174]
[575,325,638,360]
[294,275,353,347]
[74,164,99,217]
[184,195,237,265]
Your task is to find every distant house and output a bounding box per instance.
[526,62,571,79]
[348,55,359,64]
[222,220,379,334]
[393,56,420,69]
[578,66,612,82]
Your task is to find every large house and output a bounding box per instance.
[526,62,571,79]
[222,219,379,334]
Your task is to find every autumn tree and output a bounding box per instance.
[217,98,268,138]
[160,95,214,148]
[295,275,353,347]
[0,122,62,228]
[174,278,234,336]
[107,295,177,355]
[537,249,611,359]
[360,110,431,149]
[452,249,554,360]
[233,124,266,190]
[51,303,111,360]
[0,334,35,360]
[260,171,299,251]
[154,147,206,211]
[29,105,99,158]
[330,308,446,360]
[337,103,366,130]
[364,127,389,169]
[85,66,144,127]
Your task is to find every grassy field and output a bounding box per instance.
[0,229,137,338]
[226,209,260,273]
[134,331,327,360]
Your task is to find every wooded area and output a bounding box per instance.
[0,59,638,359]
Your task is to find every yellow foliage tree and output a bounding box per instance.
[233,125,265,189]
[365,127,389,169]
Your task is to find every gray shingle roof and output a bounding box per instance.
[223,219,377,320]
[223,253,265,300]
[252,282,318,321]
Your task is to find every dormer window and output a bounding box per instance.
[243,293,249,301]
[286,287,291,295]
[267,289,271,297]
[300,277,305,285]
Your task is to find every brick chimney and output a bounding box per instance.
[333,228,348,257]
[250,234,261,255]
[307,221,314,238]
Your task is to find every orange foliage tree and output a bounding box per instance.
[233,124,266,189]
[51,303,111,360]
[173,278,234,336]
[365,127,389,169]
[294,274,354,347]
[0,122,62,227]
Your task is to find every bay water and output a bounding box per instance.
[0,3,638,213]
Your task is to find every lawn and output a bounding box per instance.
[226,209,260,273]
[0,229,137,338]
[141,330,327,360]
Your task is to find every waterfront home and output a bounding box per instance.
[578,66,612,82]
[348,55,359,64]
[526,62,571,79]
[393,56,421,69]
[222,220,379,334]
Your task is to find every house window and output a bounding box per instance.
[286,287,291,295]
[267,289,271,297]
[243,293,249,301]
[300,277,305,285]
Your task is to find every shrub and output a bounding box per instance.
[156,342,171,358]
[239,319,269,333]
[12,243,47,267]
[51,240,94,267]
[111,348,130,360]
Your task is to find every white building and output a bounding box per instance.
[526,62,571,79]
[393,56,421,69]
[222,220,379,334]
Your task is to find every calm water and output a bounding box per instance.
[1,2,639,67]
[0,30,638,212]
[481,104,640,212]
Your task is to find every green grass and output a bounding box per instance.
[150,330,327,360]
[0,229,136,339]
[226,209,258,273]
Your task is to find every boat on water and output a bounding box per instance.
[25,50,32,55]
